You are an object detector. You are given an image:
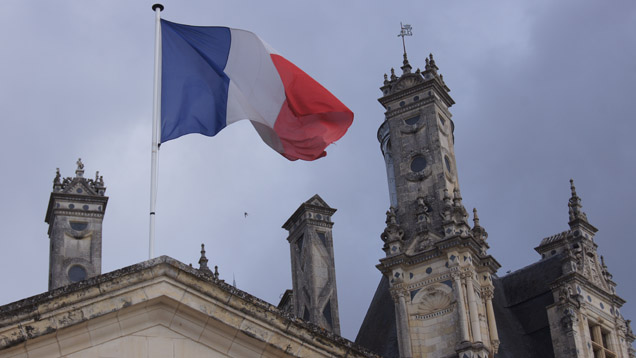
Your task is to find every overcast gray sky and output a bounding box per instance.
[0,1,634,341]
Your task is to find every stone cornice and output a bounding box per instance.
[0,256,379,357]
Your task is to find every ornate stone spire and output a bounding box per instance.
[472,208,480,227]
[472,208,488,241]
[198,243,211,273]
[568,179,588,222]
[401,53,412,74]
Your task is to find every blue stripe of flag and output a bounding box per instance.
[160,20,232,143]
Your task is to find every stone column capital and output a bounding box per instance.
[481,286,494,300]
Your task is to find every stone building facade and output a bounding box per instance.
[1,49,635,358]
[355,53,635,358]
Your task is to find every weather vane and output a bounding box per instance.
[398,22,413,56]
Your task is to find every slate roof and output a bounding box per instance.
[493,254,563,358]
[355,275,399,357]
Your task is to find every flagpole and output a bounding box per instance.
[149,3,163,259]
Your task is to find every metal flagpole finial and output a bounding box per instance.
[152,3,164,11]
[398,22,413,57]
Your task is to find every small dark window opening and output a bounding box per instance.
[296,235,304,252]
[70,222,88,231]
[411,156,427,172]
[68,265,87,283]
[405,115,420,125]
[444,156,452,172]
[323,301,333,328]
[317,232,328,247]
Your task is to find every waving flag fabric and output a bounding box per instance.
[160,19,353,161]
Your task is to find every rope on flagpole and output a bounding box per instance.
[149,3,164,259]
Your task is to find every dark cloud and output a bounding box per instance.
[0,0,633,342]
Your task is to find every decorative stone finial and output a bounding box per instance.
[214,265,219,280]
[568,179,588,222]
[385,206,398,226]
[383,73,389,85]
[472,208,488,241]
[75,158,85,177]
[53,168,63,192]
[381,207,405,255]
[390,68,397,81]
[600,255,613,280]
[401,53,412,74]
[453,188,463,207]
[198,243,211,273]
[473,208,480,227]
[425,53,439,74]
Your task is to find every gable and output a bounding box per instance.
[1,298,283,358]
[62,178,98,196]
[304,194,330,209]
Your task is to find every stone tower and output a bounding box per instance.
[376,53,501,357]
[282,194,341,335]
[45,159,108,290]
[535,180,635,358]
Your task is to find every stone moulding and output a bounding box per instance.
[0,256,379,358]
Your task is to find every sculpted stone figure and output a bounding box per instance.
[54,168,61,184]
[381,207,404,243]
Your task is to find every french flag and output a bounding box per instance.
[160,20,353,161]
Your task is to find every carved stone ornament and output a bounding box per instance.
[381,207,404,243]
[409,232,433,253]
[413,284,453,317]
[53,161,107,196]
[581,250,607,289]
[560,307,577,331]
[481,286,494,300]
[392,73,424,93]
[559,286,573,303]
